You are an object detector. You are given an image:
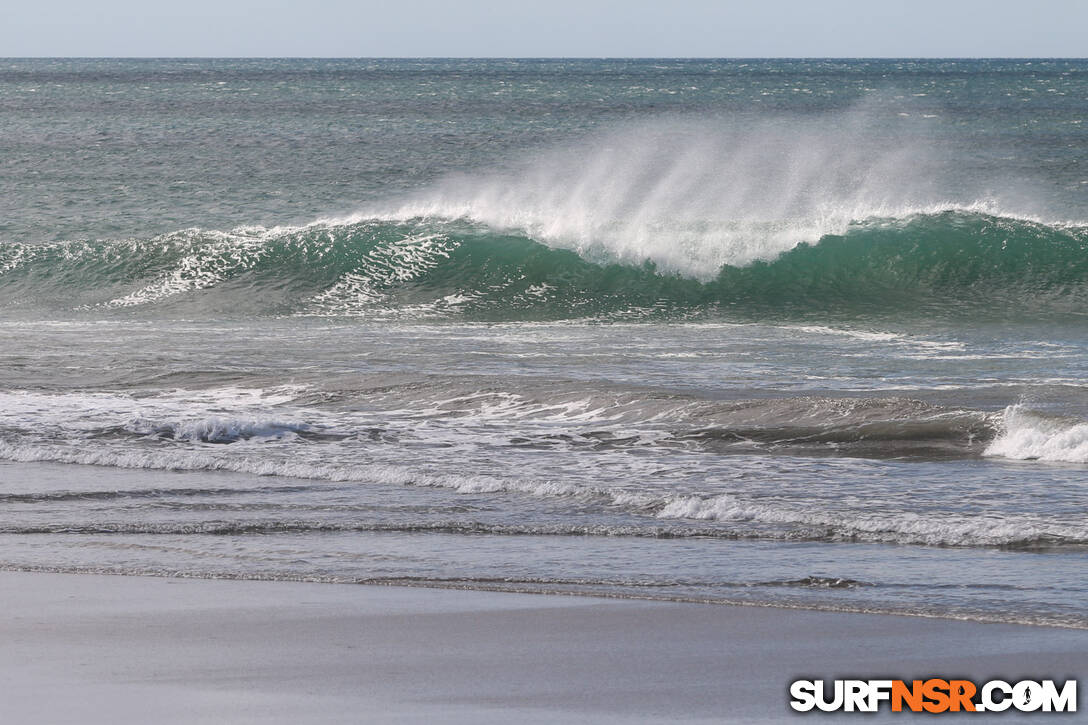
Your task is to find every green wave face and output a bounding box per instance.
[1,211,1085,321]
[711,212,1088,319]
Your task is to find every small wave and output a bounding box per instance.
[0,484,319,503]
[125,416,311,444]
[1,437,1083,549]
[0,387,998,459]
[984,405,1088,463]
[651,492,1085,548]
[760,576,871,589]
[0,516,1079,550]
[0,521,735,538]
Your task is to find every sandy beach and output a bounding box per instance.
[1,571,1083,723]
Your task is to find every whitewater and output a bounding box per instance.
[0,58,1086,628]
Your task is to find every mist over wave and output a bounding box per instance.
[367,111,1055,278]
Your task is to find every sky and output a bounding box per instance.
[3,0,1086,58]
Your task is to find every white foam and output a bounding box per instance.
[126,417,310,443]
[0,436,1078,548]
[104,228,274,308]
[781,325,902,342]
[984,405,1088,463]
[0,387,313,439]
[654,492,1085,546]
[306,232,459,315]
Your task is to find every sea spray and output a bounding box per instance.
[371,111,953,278]
[985,405,1088,463]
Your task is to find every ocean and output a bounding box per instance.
[1,58,1086,627]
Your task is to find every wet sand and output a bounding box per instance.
[1,571,1084,723]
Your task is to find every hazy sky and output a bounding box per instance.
[4,0,1086,58]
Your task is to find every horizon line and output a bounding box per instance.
[3,55,1088,61]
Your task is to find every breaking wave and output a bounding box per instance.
[0,211,1084,320]
[984,405,1088,463]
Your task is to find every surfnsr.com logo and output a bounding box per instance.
[790,679,1077,713]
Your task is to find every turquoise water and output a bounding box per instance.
[0,59,1086,626]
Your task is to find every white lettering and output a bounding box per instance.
[981,680,1013,712]
[814,680,844,712]
[1040,680,1077,712]
[789,680,817,712]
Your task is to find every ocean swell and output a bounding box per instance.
[0,210,1085,320]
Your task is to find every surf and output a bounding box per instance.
[0,210,1085,321]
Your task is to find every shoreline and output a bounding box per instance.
[3,570,1085,723]
[3,564,1085,632]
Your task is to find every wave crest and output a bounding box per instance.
[0,210,1085,320]
[984,405,1088,463]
